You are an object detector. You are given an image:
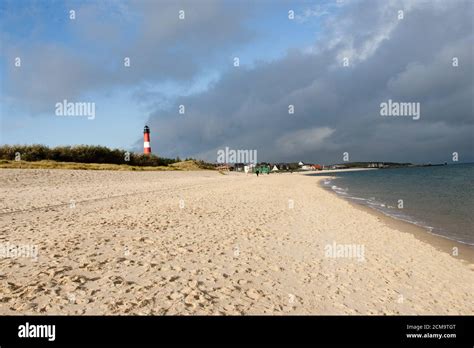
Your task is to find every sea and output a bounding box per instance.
[317,163,474,245]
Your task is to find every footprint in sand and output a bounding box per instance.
[246,289,261,300]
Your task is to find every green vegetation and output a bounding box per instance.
[170,160,216,171]
[0,145,215,171]
[0,144,178,166]
[0,160,176,171]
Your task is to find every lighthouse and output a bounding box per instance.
[143,125,151,155]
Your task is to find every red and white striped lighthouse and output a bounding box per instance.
[143,125,151,155]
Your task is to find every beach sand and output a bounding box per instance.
[0,169,472,315]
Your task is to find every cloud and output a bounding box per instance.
[295,1,345,22]
[2,0,472,164]
[276,127,335,157]
[1,0,254,115]
[144,0,473,164]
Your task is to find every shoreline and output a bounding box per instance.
[317,177,474,266]
[312,174,474,266]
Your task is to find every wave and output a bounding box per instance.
[320,178,474,246]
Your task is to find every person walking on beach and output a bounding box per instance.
[256,170,259,177]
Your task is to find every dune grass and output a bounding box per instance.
[0,159,213,171]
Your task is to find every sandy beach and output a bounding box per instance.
[0,169,473,315]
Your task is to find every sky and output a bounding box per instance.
[0,0,473,164]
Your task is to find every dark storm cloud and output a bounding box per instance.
[145,0,473,164]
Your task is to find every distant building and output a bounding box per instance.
[298,161,322,171]
[368,162,386,168]
[330,164,348,170]
[254,164,270,174]
[233,163,245,172]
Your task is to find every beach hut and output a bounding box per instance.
[254,165,270,174]
[272,165,279,172]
